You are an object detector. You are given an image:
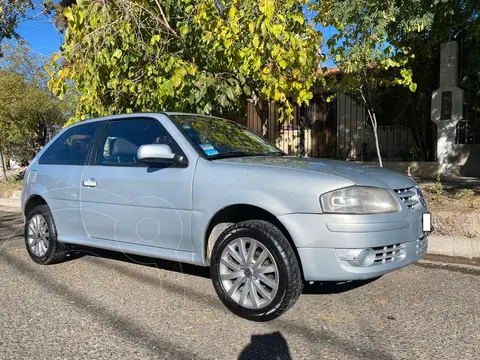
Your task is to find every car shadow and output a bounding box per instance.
[302,277,381,294]
[69,246,378,294]
[238,331,292,360]
[70,246,211,279]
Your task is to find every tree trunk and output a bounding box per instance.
[0,148,7,181]
[370,111,383,167]
[359,88,383,167]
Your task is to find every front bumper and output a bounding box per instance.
[278,212,428,281]
[297,236,427,281]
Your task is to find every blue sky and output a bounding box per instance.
[15,1,63,57]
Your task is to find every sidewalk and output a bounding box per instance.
[1,198,479,259]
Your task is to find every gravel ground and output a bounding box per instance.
[1,211,479,360]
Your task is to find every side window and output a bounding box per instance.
[97,119,183,165]
[39,122,100,165]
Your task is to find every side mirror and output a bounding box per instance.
[137,144,188,167]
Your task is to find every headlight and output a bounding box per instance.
[320,186,401,214]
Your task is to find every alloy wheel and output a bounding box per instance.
[219,237,279,309]
[27,214,50,257]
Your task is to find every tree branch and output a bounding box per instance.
[153,0,178,36]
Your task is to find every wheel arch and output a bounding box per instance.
[204,203,304,279]
[24,194,48,217]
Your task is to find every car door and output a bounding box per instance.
[79,116,195,253]
[34,121,103,242]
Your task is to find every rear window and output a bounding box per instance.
[39,122,101,165]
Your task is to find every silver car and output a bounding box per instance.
[22,113,431,321]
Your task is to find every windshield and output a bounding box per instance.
[169,114,283,159]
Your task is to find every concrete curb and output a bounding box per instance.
[0,198,21,210]
[0,190,22,200]
[0,200,21,213]
[427,235,480,259]
[1,198,479,259]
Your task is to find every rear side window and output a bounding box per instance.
[97,118,183,165]
[39,122,100,165]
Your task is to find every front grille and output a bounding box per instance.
[372,243,406,265]
[416,235,428,256]
[393,187,422,209]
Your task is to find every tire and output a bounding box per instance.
[210,220,303,321]
[24,204,68,265]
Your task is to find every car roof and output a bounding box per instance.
[66,112,221,128]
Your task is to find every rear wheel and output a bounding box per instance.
[25,204,68,264]
[210,220,303,321]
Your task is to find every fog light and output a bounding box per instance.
[357,248,376,267]
[339,248,376,267]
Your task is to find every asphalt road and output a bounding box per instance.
[1,211,479,360]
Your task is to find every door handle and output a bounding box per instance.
[82,178,97,187]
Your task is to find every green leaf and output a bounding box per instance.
[64,8,74,22]
[163,80,174,95]
[112,49,122,59]
[172,67,187,88]
[228,6,236,19]
[150,35,161,46]
[187,64,197,76]
[252,35,260,49]
[409,82,417,92]
[204,102,212,114]
[260,0,275,18]
[226,87,235,101]
[172,74,182,88]
[205,75,215,87]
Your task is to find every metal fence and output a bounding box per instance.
[241,96,423,162]
[242,99,337,158]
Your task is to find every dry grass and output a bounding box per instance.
[422,186,480,211]
[0,168,25,196]
[0,179,23,196]
[422,185,480,238]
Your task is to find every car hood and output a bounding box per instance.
[216,156,417,190]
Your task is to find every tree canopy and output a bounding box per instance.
[0,44,68,177]
[0,0,33,55]
[48,0,323,125]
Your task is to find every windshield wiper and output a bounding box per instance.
[208,150,253,160]
[209,150,283,160]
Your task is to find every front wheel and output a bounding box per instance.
[210,220,303,321]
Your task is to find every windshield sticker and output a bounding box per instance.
[200,144,219,156]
